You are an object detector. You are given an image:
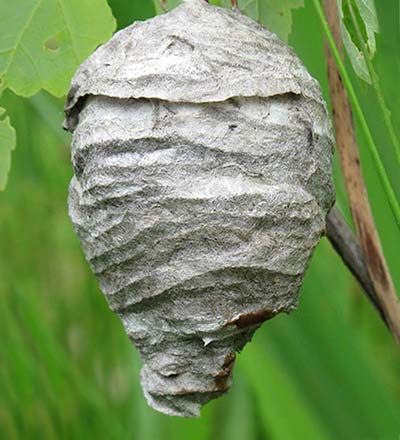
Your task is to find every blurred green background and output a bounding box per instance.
[1,1,399,439]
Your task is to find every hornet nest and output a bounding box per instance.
[64,0,335,417]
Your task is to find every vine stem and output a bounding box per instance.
[312,0,400,231]
[345,0,400,170]
[319,0,400,343]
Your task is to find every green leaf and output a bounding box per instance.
[233,0,304,41]
[0,0,116,98]
[338,0,379,83]
[0,107,16,191]
[342,0,369,51]
[153,0,303,42]
[109,0,156,30]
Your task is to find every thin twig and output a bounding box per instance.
[326,208,388,327]
[322,0,400,343]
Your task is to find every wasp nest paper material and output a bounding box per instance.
[65,0,335,417]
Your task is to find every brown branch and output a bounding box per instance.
[326,208,388,327]
[323,0,400,343]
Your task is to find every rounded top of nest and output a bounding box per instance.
[64,0,325,131]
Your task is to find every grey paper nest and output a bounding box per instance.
[65,0,335,417]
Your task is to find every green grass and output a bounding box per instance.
[0,1,399,438]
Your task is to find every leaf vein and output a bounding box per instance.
[55,0,79,64]
[1,0,43,81]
